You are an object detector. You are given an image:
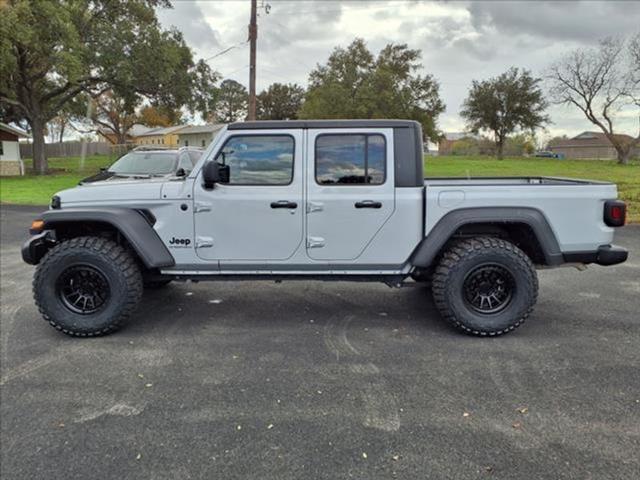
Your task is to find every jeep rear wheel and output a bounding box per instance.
[33,236,143,337]
[432,237,538,336]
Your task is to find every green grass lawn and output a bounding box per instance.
[0,155,112,205]
[2,154,639,221]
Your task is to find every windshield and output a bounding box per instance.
[108,152,178,175]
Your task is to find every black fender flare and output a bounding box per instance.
[34,208,175,268]
[410,207,563,267]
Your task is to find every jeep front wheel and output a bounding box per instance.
[33,236,143,337]
[431,237,538,336]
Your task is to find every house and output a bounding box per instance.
[548,131,640,160]
[134,125,188,147]
[97,124,153,145]
[0,122,29,176]
[177,124,225,148]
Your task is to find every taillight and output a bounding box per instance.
[604,200,626,227]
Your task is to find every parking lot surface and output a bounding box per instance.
[1,205,639,479]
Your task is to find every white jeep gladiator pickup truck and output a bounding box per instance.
[22,120,628,337]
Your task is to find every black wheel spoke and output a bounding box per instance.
[56,265,111,315]
[463,263,515,315]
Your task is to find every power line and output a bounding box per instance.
[203,40,249,62]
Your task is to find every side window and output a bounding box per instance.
[315,134,386,185]
[177,152,192,173]
[214,135,294,185]
[188,150,202,167]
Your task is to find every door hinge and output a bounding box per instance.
[194,202,212,213]
[307,202,324,213]
[307,237,325,249]
[195,236,214,248]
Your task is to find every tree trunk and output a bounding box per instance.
[30,117,48,175]
[496,139,504,160]
[59,122,65,143]
[617,151,630,165]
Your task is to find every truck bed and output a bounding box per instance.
[422,176,619,253]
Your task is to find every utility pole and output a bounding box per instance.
[248,0,257,121]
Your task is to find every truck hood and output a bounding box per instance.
[56,178,166,205]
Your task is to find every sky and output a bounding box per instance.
[157,0,640,142]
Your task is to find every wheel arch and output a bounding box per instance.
[410,207,563,268]
[33,208,174,269]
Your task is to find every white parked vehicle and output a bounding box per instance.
[22,120,628,337]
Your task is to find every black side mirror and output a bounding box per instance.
[175,167,186,177]
[203,162,231,188]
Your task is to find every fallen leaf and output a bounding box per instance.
[136,453,141,460]
[516,406,528,414]
[362,452,367,459]
[57,423,65,428]
[392,455,399,461]
[512,422,522,429]
[485,466,493,472]
[463,412,470,418]
[267,424,274,430]
[137,374,144,379]
[237,425,242,430]
[145,383,153,388]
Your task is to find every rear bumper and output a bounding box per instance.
[21,231,55,265]
[563,245,628,266]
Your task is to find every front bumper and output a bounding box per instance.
[563,245,628,266]
[21,230,56,265]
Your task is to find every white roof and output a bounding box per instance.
[177,124,226,135]
[137,125,188,137]
[0,122,29,138]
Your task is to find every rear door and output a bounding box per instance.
[306,128,395,261]
[193,130,303,262]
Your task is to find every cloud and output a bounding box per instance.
[156,1,222,52]
[468,1,640,44]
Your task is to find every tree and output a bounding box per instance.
[139,105,181,128]
[0,0,207,174]
[461,68,549,159]
[215,80,248,123]
[90,91,139,145]
[47,95,87,143]
[257,83,305,120]
[299,39,445,141]
[548,34,640,164]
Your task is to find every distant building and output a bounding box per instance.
[135,125,188,147]
[177,124,225,148]
[0,122,28,176]
[438,132,474,155]
[97,124,154,145]
[548,131,640,160]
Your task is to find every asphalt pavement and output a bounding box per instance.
[1,204,639,480]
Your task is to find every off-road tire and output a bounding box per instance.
[33,236,143,337]
[432,236,538,336]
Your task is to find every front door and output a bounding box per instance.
[306,129,395,261]
[194,130,304,262]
